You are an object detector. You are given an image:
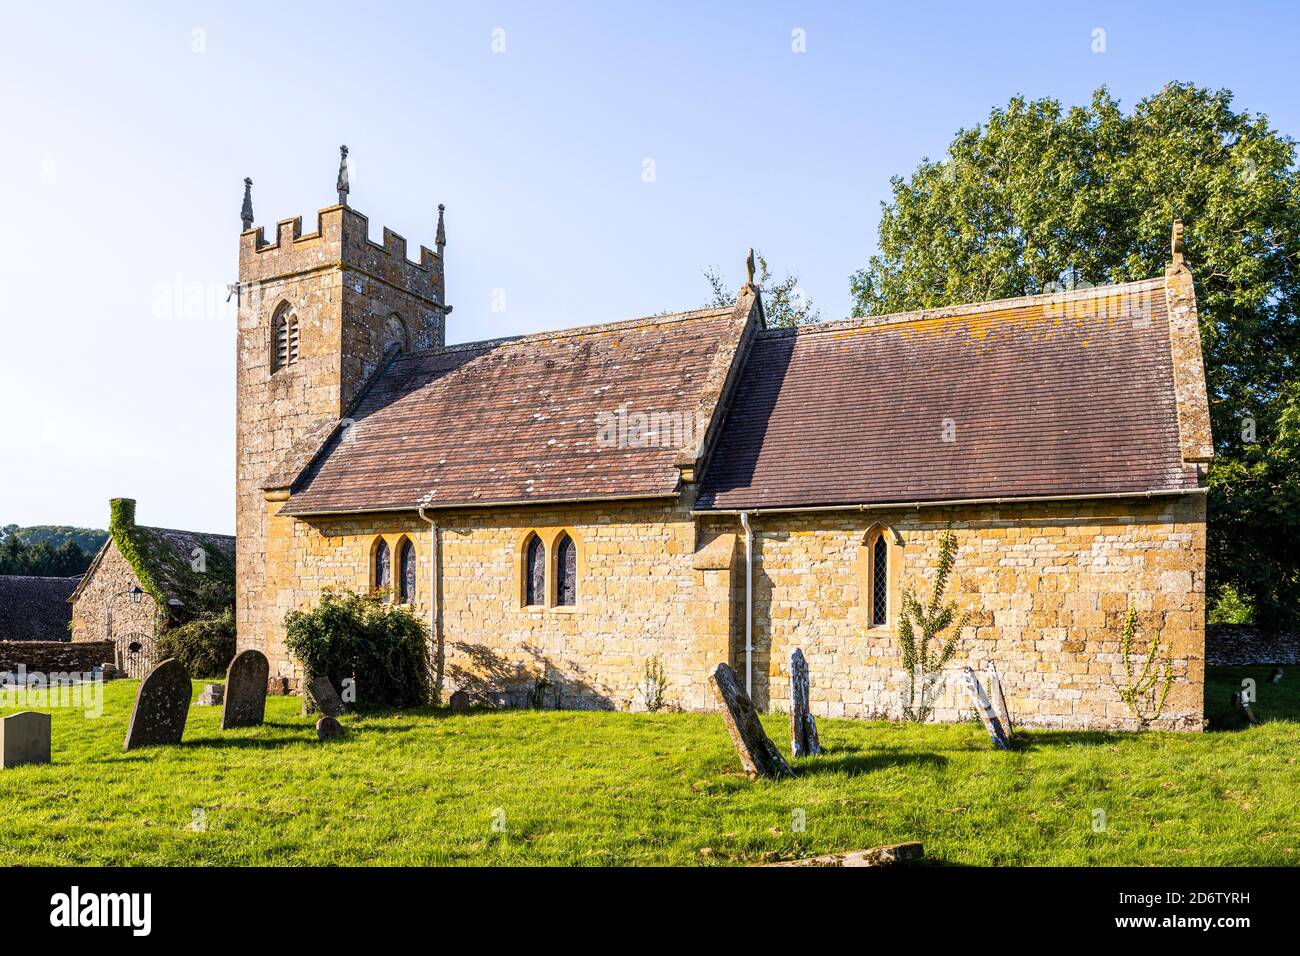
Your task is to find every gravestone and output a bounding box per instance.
[302,675,345,717]
[0,711,51,768]
[709,662,793,779]
[196,683,224,706]
[315,715,343,741]
[985,661,1014,740]
[789,648,822,758]
[449,689,474,714]
[962,666,1009,750]
[266,676,290,696]
[221,649,269,729]
[123,658,191,751]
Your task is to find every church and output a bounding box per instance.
[233,150,1211,731]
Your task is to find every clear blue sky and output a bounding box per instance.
[2,1,1297,534]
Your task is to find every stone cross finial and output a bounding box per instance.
[745,247,756,288]
[1171,219,1185,265]
[336,145,350,205]
[436,203,446,250]
[240,177,254,233]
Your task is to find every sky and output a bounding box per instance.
[1,0,1297,535]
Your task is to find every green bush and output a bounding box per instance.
[283,590,432,709]
[156,607,237,679]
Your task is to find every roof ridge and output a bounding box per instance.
[138,524,235,541]
[402,304,737,358]
[763,275,1167,340]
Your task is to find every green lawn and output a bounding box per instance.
[1,666,1296,866]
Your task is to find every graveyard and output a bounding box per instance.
[0,664,1295,866]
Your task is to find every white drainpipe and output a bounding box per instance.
[417,506,443,703]
[739,511,753,697]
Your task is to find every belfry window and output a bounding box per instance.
[524,534,545,607]
[555,533,577,607]
[273,305,299,371]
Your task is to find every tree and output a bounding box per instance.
[852,83,1300,628]
[704,252,821,327]
[897,530,967,722]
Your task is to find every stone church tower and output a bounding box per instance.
[233,148,449,663]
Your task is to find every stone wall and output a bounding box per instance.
[235,205,446,664]
[0,640,115,674]
[256,496,725,709]
[699,493,1207,731]
[1207,624,1300,665]
[255,490,1205,730]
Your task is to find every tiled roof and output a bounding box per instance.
[0,575,80,642]
[283,304,752,515]
[696,277,1203,511]
[69,524,235,614]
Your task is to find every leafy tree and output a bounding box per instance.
[0,533,91,577]
[704,252,821,327]
[851,83,1300,628]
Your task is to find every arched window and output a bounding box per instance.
[524,534,545,606]
[373,539,391,594]
[398,539,416,604]
[555,533,577,606]
[870,534,888,626]
[382,313,408,354]
[273,304,299,371]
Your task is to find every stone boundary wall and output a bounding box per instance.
[0,640,115,674]
[1207,624,1300,665]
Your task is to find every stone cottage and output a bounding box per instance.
[69,499,234,677]
[233,152,1211,730]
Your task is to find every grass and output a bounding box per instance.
[0,666,1297,866]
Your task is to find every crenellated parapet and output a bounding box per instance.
[239,205,444,306]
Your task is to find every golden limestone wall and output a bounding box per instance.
[699,494,1206,731]
[235,206,444,665]
[260,492,1205,729]
[259,498,727,709]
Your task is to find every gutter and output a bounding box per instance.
[417,506,444,704]
[283,490,678,519]
[695,487,1206,517]
[739,511,753,697]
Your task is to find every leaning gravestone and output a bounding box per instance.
[962,666,1010,750]
[1,711,51,768]
[789,648,823,758]
[221,649,269,729]
[985,661,1014,740]
[123,658,192,751]
[709,662,793,779]
[302,675,345,717]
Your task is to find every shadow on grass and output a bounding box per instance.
[797,748,948,777]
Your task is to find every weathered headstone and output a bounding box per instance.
[0,711,51,768]
[1231,691,1259,725]
[123,658,191,751]
[220,649,269,729]
[449,689,474,714]
[962,666,1009,750]
[302,675,345,717]
[789,648,822,758]
[315,715,343,740]
[100,663,118,680]
[196,683,225,706]
[985,660,1014,740]
[709,662,793,779]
